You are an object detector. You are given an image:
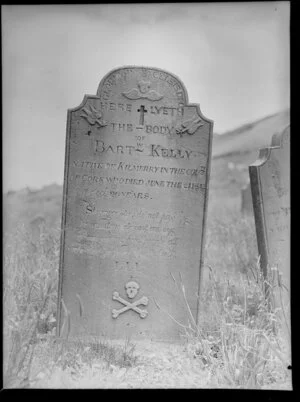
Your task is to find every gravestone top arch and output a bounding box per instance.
[96,66,189,105]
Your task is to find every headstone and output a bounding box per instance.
[57,66,213,341]
[30,216,45,243]
[241,182,253,215]
[236,163,246,172]
[249,126,290,322]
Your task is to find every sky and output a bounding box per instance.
[2,3,290,192]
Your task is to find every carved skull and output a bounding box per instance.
[125,281,140,299]
[138,80,151,94]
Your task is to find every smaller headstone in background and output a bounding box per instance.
[236,163,246,172]
[240,182,253,215]
[30,216,45,244]
[249,125,290,329]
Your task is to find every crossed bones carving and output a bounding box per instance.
[112,291,148,319]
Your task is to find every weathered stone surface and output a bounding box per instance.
[249,126,290,319]
[241,182,253,215]
[57,66,213,341]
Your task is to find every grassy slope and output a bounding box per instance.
[212,109,290,159]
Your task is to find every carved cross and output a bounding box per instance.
[137,105,148,125]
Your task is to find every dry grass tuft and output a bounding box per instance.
[175,261,291,389]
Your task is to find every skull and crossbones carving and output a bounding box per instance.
[112,281,148,319]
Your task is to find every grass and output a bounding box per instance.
[24,336,139,387]
[3,220,139,388]
[3,207,291,389]
[170,260,291,389]
[45,337,138,371]
[205,207,258,275]
[3,221,59,388]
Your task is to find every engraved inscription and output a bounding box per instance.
[99,102,133,112]
[149,106,183,117]
[70,174,206,194]
[72,160,206,176]
[149,144,193,159]
[94,141,196,159]
[70,208,186,258]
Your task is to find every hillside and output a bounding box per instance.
[3,183,63,232]
[212,109,290,159]
[208,109,290,211]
